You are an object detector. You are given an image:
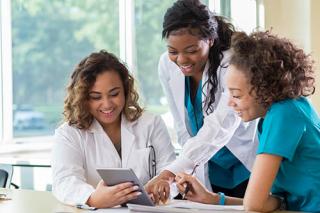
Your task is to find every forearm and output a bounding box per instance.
[180,107,241,166]
[244,193,281,212]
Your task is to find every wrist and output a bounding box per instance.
[86,193,96,207]
[206,192,219,205]
[159,170,175,180]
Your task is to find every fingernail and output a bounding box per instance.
[136,192,142,195]
[133,186,139,190]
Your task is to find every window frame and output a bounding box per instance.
[0,0,261,144]
[1,0,13,143]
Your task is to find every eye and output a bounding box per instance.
[232,95,241,99]
[110,91,119,97]
[89,95,101,100]
[168,51,178,55]
[186,50,197,54]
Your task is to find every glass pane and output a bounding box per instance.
[134,0,175,146]
[12,0,119,138]
[230,0,257,33]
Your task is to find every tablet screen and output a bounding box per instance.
[96,168,154,206]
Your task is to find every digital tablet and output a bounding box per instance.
[96,168,154,206]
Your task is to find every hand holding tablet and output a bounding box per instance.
[96,168,155,206]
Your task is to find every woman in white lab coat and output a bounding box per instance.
[51,50,176,208]
[146,0,258,203]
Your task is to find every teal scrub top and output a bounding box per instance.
[184,77,249,189]
[257,97,320,212]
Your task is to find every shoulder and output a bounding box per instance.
[55,122,88,141]
[268,98,301,117]
[159,51,169,63]
[127,112,167,134]
[158,51,179,75]
[135,112,164,127]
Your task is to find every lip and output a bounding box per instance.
[100,108,115,118]
[178,64,193,74]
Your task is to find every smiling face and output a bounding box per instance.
[88,70,125,129]
[226,65,267,122]
[166,30,212,79]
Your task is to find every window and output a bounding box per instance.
[1,0,262,144]
[11,0,119,138]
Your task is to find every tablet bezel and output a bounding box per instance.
[96,168,154,206]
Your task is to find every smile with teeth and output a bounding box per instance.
[179,64,193,73]
[100,109,115,117]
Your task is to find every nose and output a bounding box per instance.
[101,96,113,108]
[176,53,188,65]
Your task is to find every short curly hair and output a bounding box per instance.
[230,31,315,108]
[63,50,143,129]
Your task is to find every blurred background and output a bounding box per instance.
[0,0,319,191]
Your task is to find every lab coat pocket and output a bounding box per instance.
[127,148,150,184]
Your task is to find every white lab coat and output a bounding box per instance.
[51,112,176,205]
[158,51,259,190]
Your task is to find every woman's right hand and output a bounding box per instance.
[145,170,175,204]
[87,180,141,208]
[175,172,218,204]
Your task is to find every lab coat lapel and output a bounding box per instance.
[121,116,136,168]
[89,119,121,166]
[169,70,185,125]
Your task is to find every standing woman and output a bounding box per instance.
[146,0,258,202]
[52,50,175,208]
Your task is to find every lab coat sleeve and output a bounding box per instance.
[165,92,242,174]
[51,125,95,205]
[150,115,176,174]
[158,53,190,146]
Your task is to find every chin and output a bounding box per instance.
[241,115,252,122]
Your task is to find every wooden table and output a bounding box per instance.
[0,188,81,213]
[0,188,302,213]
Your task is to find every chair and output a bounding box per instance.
[0,164,13,188]
[0,164,19,189]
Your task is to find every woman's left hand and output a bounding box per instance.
[175,172,218,204]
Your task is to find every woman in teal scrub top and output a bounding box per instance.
[175,31,320,212]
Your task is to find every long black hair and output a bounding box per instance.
[162,0,235,114]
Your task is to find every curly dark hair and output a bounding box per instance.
[64,50,143,129]
[230,31,315,108]
[162,0,235,114]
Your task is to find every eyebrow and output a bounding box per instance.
[167,44,198,50]
[89,87,121,94]
[229,88,241,91]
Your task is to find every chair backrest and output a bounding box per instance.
[0,164,13,188]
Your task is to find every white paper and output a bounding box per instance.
[167,199,244,210]
[127,199,244,213]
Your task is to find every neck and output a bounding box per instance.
[191,62,206,86]
[102,116,121,135]
[190,73,202,88]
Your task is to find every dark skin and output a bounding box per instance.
[145,170,175,204]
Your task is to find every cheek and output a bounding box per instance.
[117,94,126,108]
[87,101,97,112]
[194,53,209,68]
